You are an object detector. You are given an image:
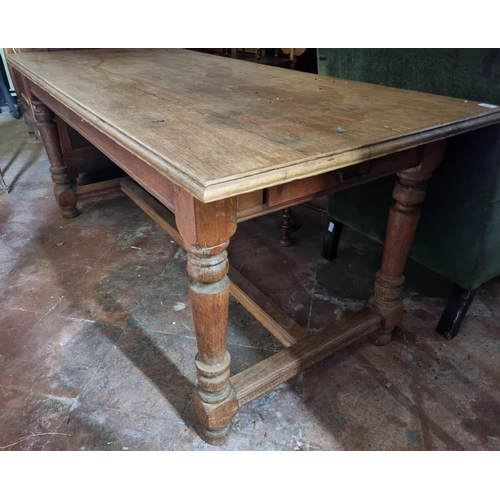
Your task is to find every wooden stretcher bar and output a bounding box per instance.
[120,177,383,409]
[231,309,382,406]
[121,177,308,347]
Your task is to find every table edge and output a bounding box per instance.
[8,54,500,203]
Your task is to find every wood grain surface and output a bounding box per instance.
[8,49,500,202]
[231,309,382,407]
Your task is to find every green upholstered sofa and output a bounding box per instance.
[317,49,500,339]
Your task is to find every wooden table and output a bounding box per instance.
[7,49,500,445]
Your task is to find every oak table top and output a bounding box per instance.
[7,48,500,202]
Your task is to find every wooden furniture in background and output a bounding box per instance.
[199,49,308,71]
[8,48,500,445]
[280,48,306,68]
[219,48,294,68]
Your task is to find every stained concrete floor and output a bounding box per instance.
[1,110,500,451]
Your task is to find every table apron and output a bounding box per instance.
[29,81,433,224]
[29,82,179,213]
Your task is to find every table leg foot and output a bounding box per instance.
[200,423,233,446]
[367,272,404,345]
[192,365,239,445]
[191,347,239,445]
[61,207,79,219]
[54,173,79,218]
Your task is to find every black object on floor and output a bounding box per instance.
[0,74,20,119]
[437,284,478,340]
[321,219,344,261]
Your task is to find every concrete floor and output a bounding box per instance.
[1,110,500,451]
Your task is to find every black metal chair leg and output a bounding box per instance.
[0,75,20,119]
[436,284,477,340]
[321,219,344,261]
[0,170,9,193]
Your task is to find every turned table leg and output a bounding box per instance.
[367,142,446,345]
[279,207,294,246]
[176,191,238,444]
[279,207,302,247]
[32,98,78,218]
